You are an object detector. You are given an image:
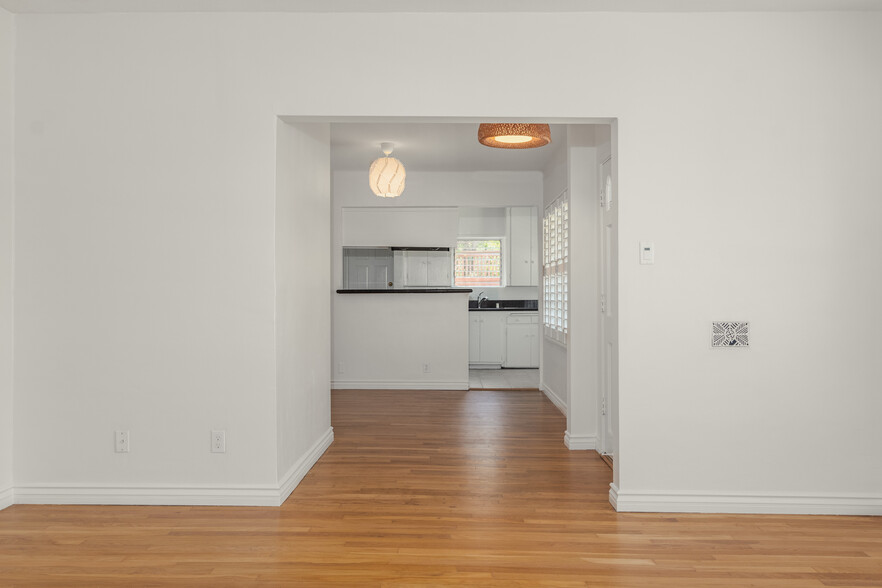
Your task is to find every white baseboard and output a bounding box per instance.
[564,431,596,450]
[332,380,468,390]
[278,426,334,505]
[0,486,13,510]
[14,483,282,507]
[540,383,566,415]
[13,427,336,508]
[611,487,882,515]
[609,483,619,511]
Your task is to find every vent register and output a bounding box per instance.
[712,322,749,347]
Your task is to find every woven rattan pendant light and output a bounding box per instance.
[478,123,551,149]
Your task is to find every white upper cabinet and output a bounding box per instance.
[507,206,539,287]
[426,250,451,286]
[403,249,451,287]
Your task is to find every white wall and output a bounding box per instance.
[565,128,600,450]
[10,11,882,514]
[333,293,469,389]
[342,207,459,248]
[13,13,281,504]
[0,6,14,510]
[274,121,333,500]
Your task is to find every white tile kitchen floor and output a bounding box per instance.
[469,368,540,390]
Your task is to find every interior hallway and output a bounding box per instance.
[1,389,880,587]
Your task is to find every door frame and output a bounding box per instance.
[283,114,619,489]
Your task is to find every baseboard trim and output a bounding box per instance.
[332,380,468,390]
[12,428,336,508]
[0,486,13,510]
[563,431,596,450]
[278,426,334,506]
[612,489,882,515]
[609,483,619,510]
[13,483,282,507]
[540,383,566,416]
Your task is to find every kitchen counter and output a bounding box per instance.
[469,307,538,311]
[337,288,472,294]
[469,299,538,311]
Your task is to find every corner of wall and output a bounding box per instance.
[277,426,334,506]
[0,3,16,509]
[540,382,566,416]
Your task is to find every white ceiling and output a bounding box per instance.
[2,0,882,12]
[330,122,567,173]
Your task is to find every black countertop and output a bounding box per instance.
[336,288,473,294]
[469,299,539,311]
[469,307,539,312]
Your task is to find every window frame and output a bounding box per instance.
[543,191,568,345]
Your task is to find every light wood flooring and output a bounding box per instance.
[1,389,881,586]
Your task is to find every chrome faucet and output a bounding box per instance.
[477,291,486,307]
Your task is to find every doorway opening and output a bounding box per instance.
[279,115,619,488]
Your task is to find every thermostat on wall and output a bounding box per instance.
[639,242,655,265]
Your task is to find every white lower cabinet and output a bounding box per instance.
[469,312,505,365]
[469,311,539,368]
[504,314,540,368]
[468,314,482,364]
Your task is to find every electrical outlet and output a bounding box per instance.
[211,430,226,453]
[422,363,431,373]
[115,430,130,453]
[337,360,344,374]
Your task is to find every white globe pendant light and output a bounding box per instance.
[368,142,406,198]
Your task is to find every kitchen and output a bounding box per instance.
[330,123,554,391]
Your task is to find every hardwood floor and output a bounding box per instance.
[1,389,881,587]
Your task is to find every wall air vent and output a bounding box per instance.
[712,322,749,348]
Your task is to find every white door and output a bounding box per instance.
[599,156,618,460]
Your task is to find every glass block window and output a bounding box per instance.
[454,239,502,287]
[543,192,568,344]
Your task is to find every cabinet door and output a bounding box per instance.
[505,323,533,367]
[404,251,427,286]
[530,323,540,367]
[426,250,451,286]
[529,207,539,287]
[509,207,538,286]
[468,314,481,364]
[508,207,532,286]
[479,313,505,364]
